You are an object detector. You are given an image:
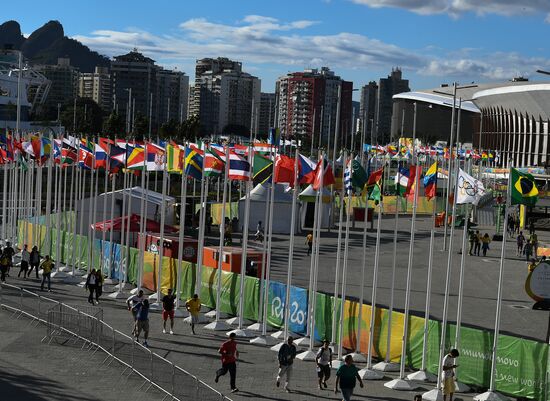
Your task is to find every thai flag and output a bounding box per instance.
[228,151,250,181]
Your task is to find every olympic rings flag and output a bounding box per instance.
[456,169,485,205]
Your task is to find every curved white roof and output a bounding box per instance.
[393,91,480,113]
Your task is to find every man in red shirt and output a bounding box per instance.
[215,332,239,393]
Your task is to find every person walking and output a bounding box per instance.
[18,244,30,278]
[305,232,313,256]
[524,241,533,262]
[441,349,460,401]
[162,288,176,335]
[85,269,97,304]
[185,293,201,335]
[95,270,103,303]
[335,354,364,401]
[127,290,145,334]
[135,299,150,347]
[215,332,239,393]
[276,336,297,393]
[0,248,8,283]
[316,340,333,389]
[481,233,491,257]
[516,231,525,256]
[529,232,538,257]
[474,230,481,256]
[3,241,15,276]
[468,230,476,255]
[28,246,40,279]
[40,255,54,292]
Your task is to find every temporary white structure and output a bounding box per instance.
[299,185,332,230]
[238,183,298,234]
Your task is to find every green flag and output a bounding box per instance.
[253,153,273,185]
[18,153,28,172]
[350,159,368,190]
[511,168,538,206]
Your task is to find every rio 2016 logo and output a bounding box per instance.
[271,296,306,325]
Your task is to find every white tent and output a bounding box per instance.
[299,185,332,229]
[238,183,298,235]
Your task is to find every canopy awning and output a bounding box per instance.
[91,214,178,233]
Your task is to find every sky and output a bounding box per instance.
[5,0,550,96]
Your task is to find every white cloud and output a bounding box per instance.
[351,0,550,21]
[73,15,550,87]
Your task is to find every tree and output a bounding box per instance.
[223,124,249,138]
[176,115,200,142]
[159,119,179,139]
[103,112,125,138]
[133,113,149,140]
[60,97,104,134]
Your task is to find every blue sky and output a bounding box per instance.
[5,0,550,95]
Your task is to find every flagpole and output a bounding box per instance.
[134,142,148,293]
[407,171,438,382]
[77,142,86,272]
[261,172,276,342]
[473,168,512,401]
[194,176,207,298]
[175,162,188,315]
[204,146,231,331]
[108,159,117,282]
[330,153,346,349]
[150,159,168,308]
[43,132,54,257]
[374,160,401,372]
[2,163,7,242]
[227,143,254,336]
[67,161,81,280]
[100,143,110,277]
[359,174,384,380]
[91,143,100,275]
[122,171,134,292]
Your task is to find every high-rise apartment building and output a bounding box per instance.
[157,68,189,124]
[258,92,276,138]
[376,68,409,143]
[191,57,260,136]
[35,57,79,116]
[276,67,352,146]
[359,81,378,144]
[110,50,189,133]
[78,66,111,111]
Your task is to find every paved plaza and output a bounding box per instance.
[4,214,546,400]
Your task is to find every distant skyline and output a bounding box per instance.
[5,0,550,95]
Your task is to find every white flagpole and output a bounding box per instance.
[2,163,7,242]
[107,160,117,281]
[335,177,352,363]
[134,143,148,292]
[121,172,134,291]
[330,154,346,348]
[150,159,167,307]
[262,173,276,342]
[100,144,110,277]
[374,162,400,371]
[43,132,54,256]
[67,161,81,281]
[34,146,43,249]
[359,174,384,380]
[227,143,254,335]
[90,144,100,274]
[349,151,369,363]
[204,146,231,331]
[77,142,86,272]
[86,150,96,275]
[407,189,438,383]
[175,159,187,314]
[194,176,207,297]
[473,170,512,401]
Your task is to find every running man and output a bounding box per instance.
[215,332,239,393]
[442,349,460,401]
[18,244,30,278]
[127,290,145,334]
[162,288,176,335]
[316,340,333,389]
[185,293,201,335]
[276,336,297,393]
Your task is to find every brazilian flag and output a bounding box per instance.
[511,168,538,206]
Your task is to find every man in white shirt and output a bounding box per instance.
[127,290,145,336]
[442,349,460,401]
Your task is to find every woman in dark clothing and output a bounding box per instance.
[28,246,41,279]
[95,270,104,303]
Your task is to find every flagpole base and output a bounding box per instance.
[107,291,127,300]
[50,270,69,279]
[204,320,231,331]
[226,317,252,326]
[295,349,317,361]
[293,336,320,347]
[373,361,400,372]
[422,388,443,400]
[250,335,279,346]
[63,275,82,284]
[472,391,513,401]
[247,322,273,332]
[226,328,255,338]
[130,287,153,295]
[454,381,471,393]
[173,308,188,318]
[205,309,229,319]
[346,352,367,363]
[183,313,209,324]
[331,359,344,370]
[148,292,160,302]
[271,330,298,340]
[149,302,163,312]
[384,378,419,391]
[103,278,118,285]
[358,367,384,380]
[58,264,71,272]
[407,369,438,383]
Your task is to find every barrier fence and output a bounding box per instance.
[17,219,550,400]
[0,282,233,401]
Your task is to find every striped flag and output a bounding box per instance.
[204,148,224,177]
[228,151,250,181]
